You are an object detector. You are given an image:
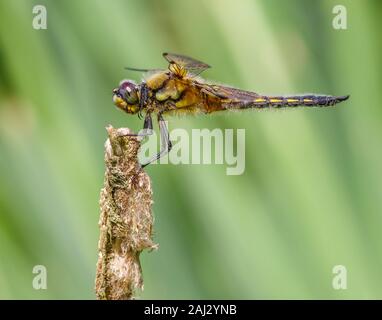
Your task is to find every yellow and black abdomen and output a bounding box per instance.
[248,94,350,108]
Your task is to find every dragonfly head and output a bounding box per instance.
[112,80,139,114]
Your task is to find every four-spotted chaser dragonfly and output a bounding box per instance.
[112,53,349,166]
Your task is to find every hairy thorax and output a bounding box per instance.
[144,71,209,115]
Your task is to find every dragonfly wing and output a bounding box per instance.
[190,82,263,113]
[163,52,211,75]
[125,67,165,73]
[125,67,167,77]
[197,83,261,101]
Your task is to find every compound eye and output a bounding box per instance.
[124,89,138,104]
[119,80,138,104]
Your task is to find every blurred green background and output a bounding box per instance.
[0,0,381,299]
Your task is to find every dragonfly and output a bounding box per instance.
[112,53,349,166]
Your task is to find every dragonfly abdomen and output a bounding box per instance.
[247,94,349,108]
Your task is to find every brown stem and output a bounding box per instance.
[95,125,157,300]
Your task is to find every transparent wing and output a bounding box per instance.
[196,82,260,100]
[163,52,211,75]
[125,67,169,81]
[125,67,162,72]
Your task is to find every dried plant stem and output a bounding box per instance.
[95,126,157,300]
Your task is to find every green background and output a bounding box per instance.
[0,0,381,299]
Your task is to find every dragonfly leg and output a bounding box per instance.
[138,82,149,119]
[119,113,153,138]
[141,113,172,168]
